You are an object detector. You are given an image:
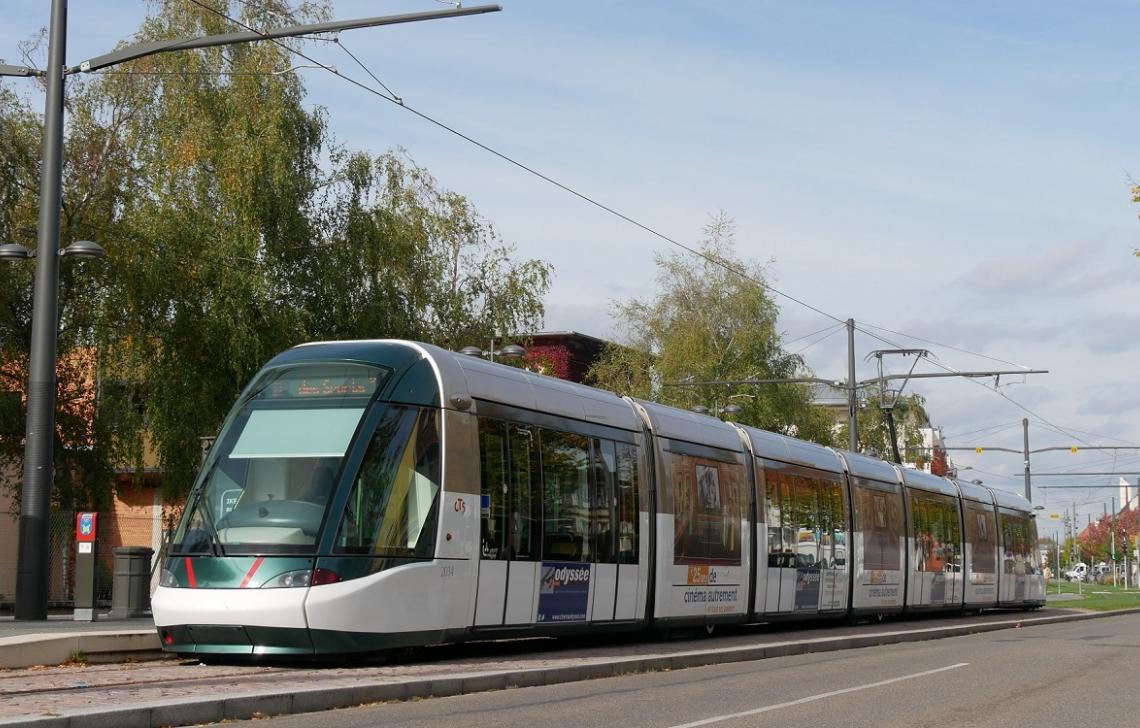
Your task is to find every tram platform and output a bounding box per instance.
[0,614,158,669]
[0,606,1128,728]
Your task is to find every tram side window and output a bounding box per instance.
[766,470,791,568]
[1000,513,1036,575]
[853,480,902,571]
[478,419,508,560]
[508,425,539,561]
[334,405,441,557]
[541,430,590,561]
[793,476,821,568]
[616,443,639,563]
[911,493,962,573]
[825,481,848,568]
[591,438,617,563]
[1024,515,1040,575]
[965,504,997,574]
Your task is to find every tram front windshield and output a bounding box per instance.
[173,363,386,555]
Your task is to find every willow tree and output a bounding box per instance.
[588,213,834,444]
[3,0,552,501]
[82,0,334,495]
[0,74,122,511]
[306,149,550,348]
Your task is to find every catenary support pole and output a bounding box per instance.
[1022,417,1031,501]
[847,318,857,452]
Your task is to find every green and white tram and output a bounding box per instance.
[153,340,1044,657]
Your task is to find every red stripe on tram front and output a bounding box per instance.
[184,557,197,588]
[239,556,264,589]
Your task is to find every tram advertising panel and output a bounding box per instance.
[665,447,746,618]
[851,477,905,611]
[963,501,998,604]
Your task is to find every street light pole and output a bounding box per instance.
[4,0,501,620]
[14,0,68,621]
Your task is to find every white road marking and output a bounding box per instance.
[667,662,970,728]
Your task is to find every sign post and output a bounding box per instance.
[74,512,97,621]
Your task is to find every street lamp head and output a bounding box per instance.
[0,243,32,260]
[60,240,106,259]
[497,344,526,359]
[459,346,485,358]
[723,404,742,416]
[691,405,710,415]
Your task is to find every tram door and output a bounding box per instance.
[474,421,539,626]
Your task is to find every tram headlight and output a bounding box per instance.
[263,568,341,588]
[159,569,178,588]
[265,569,312,588]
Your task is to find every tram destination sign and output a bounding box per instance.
[264,367,385,400]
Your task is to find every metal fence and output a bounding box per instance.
[0,510,170,613]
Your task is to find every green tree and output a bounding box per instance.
[307,149,550,348]
[1,0,552,503]
[0,69,121,512]
[835,391,929,462]
[587,213,834,444]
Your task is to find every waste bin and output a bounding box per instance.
[109,546,154,618]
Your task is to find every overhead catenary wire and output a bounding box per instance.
[853,323,1089,445]
[181,0,849,326]
[943,420,1023,441]
[335,38,403,105]
[790,324,845,357]
[856,320,1034,371]
[782,322,845,348]
[176,0,1084,443]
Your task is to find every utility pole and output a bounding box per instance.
[847,318,857,452]
[2,0,501,620]
[1023,418,1031,501]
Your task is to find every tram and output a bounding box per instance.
[152,340,1045,657]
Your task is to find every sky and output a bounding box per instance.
[3,0,1140,539]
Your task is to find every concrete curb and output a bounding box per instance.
[2,608,1137,728]
[0,630,160,669]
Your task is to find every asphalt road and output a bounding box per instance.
[214,612,1140,728]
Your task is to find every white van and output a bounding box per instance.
[1064,562,1089,582]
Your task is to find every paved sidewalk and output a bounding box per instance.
[0,614,155,638]
[0,614,158,669]
[0,607,1129,728]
